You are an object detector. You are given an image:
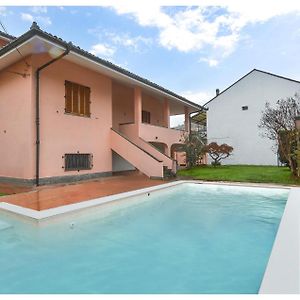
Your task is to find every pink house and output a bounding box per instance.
[0,23,203,185]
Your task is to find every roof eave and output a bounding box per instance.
[0,27,204,111]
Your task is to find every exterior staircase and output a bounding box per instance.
[110,128,177,179]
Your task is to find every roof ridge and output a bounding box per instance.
[204,68,300,106]
[253,68,300,84]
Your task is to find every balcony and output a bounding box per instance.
[119,122,186,157]
[139,123,186,147]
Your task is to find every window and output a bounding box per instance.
[65,81,91,117]
[64,153,93,171]
[142,110,151,124]
[242,106,248,111]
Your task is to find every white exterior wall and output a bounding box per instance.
[206,70,300,165]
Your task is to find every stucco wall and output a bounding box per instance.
[32,54,113,179]
[112,83,166,129]
[142,93,164,126]
[0,57,34,179]
[112,81,134,129]
[206,71,300,165]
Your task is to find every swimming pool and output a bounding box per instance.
[0,183,289,294]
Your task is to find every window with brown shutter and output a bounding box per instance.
[142,110,151,124]
[65,81,91,117]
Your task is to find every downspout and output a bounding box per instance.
[35,44,71,186]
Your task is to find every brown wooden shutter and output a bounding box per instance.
[65,81,72,113]
[79,85,85,115]
[84,87,91,117]
[73,83,79,114]
[142,111,151,123]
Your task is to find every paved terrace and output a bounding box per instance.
[0,173,165,211]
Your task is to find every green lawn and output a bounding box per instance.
[178,165,300,186]
[0,193,5,197]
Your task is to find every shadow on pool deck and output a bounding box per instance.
[0,173,166,211]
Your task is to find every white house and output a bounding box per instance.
[205,69,300,165]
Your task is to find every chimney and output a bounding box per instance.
[216,88,220,96]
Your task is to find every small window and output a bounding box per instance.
[242,106,248,111]
[65,81,91,117]
[64,153,93,171]
[142,110,151,124]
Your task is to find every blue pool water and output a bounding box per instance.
[0,183,288,294]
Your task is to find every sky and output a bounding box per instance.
[1,1,300,125]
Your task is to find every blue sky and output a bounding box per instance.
[1,3,300,108]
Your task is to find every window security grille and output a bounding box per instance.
[64,153,92,171]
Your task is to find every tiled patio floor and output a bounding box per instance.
[0,174,165,211]
[0,183,33,195]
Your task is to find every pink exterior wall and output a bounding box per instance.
[119,123,173,169]
[0,57,35,179]
[112,83,171,130]
[112,81,134,129]
[175,151,186,166]
[31,54,112,179]
[0,38,9,48]
[0,50,190,182]
[142,93,164,126]
[111,129,163,178]
[139,123,185,154]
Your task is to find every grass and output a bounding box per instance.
[177,165,300,186]
[0,193,6,197]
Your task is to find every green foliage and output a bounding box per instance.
[181,133,205,168]
[259,94,300,176]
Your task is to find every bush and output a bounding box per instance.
[203,142,233,166]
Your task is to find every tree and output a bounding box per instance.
[203,142,233,166]
[259,94,300,176]
[180,133,205,168]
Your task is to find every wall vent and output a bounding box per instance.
[64,153,93,171]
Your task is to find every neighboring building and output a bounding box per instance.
[205,69,300,165]
[0,23,203,185]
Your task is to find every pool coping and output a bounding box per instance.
[0,179,299,294]
[0,180,291,220]
[259,187,300,294]
[0,180,184,220]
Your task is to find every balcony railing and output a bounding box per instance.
[139,123,186,146]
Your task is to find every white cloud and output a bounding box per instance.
[88,27,152,53]
[21,13,34,22]
[182,90,214,105]
[0,6,8,16]
[111,1,300,64]
[31,6,47,14]
[37,16,52,25]
[108,32,152,52]
[21,12,51,26]
[200,57,219,67]
[90,43,116,57]
[170,89,214,127]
